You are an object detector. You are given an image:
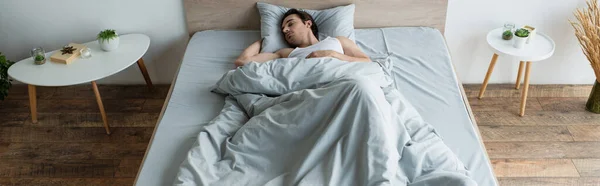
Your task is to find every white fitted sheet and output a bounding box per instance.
[135,27,497,186]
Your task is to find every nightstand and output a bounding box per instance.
[8,34,154,134]
[478,28,555,116]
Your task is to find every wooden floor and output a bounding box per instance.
[0,84,169,186]
[464,84,600,186]
[0,84,599,185]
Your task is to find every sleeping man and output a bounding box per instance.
[234,9,371,67]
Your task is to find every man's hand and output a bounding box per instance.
[235,40,262,67]
[235,40,291,68]
[306,50,338,59]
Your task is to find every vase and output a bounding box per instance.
[502,22,515,40]
[586,80,600,113]
[99,36,119,52]
[30,47,46,65]
[513,36,527,49]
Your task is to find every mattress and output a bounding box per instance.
[135,27,497,186]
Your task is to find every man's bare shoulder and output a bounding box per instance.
[276,48,295,58]
[335,36,355,46]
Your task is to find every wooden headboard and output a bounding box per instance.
[183,0,448,35]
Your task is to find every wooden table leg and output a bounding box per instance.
[92,81,111,135]
[478,53,499,99]
[28,84,37,123]
[520,62,532,116]
[515,61,525,89]
[136,58,154,90]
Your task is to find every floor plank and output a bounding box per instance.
[464,84,521,98]
[0,100,29,113]
[0,127,153,143]
[141,99,166,112]
[539,97,589,111]
[474,111,600,126]
[39,99,146,113]
[0,159,118,178]
[6,84,169,100]
[467,97,543,112]
[572,159,600,177]
[3,85,56,100]
[0,143,9,154]
[50,84,170,100]
[0,113,28,127]
[485,142,600,159]
[464,84,592,98]
[568,125,600,141]
[0,178,133,186]
[115,159,143,178]
[498,177,600,186]
[11,113,159,128]
[0,99,146,113]
[479,126,573,142]
[491,159,579,177]
[0,143,147,160]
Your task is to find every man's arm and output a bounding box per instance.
[235,40,282,67]
[336,36,371,62]
[306,37,371,62]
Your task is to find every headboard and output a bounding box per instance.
[183,0,448,35]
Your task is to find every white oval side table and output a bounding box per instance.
[8,34,154,134]
[478,28,555,116]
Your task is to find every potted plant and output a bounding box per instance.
[513,28,529,49]
[571,0,600,113]
[502,30,513,40]
[31,47,46,65]
[97,29,119,51]
[502,23,515,40]
[0,52,15,100]
[34,54,45,65]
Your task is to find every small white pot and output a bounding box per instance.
[99,36,120,52]
[513,36,528,49]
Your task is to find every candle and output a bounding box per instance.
[80,48,92,58]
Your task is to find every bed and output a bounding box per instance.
[134,1,498,186]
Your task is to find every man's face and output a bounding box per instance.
[281,14,312,47]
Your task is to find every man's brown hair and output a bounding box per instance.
[282,9,319,40]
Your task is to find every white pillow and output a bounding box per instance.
[257,2,355,53]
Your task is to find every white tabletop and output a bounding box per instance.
[8,34,150,86]
[486,28,555,62]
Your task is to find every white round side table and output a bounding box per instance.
[478,28,555,116]
[8,34,154,134]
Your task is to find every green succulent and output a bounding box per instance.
[35,55,45,61]
[515,28,530,37]
[97,29,118,43]
[0,52,15,100]
[502,30,514,40]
